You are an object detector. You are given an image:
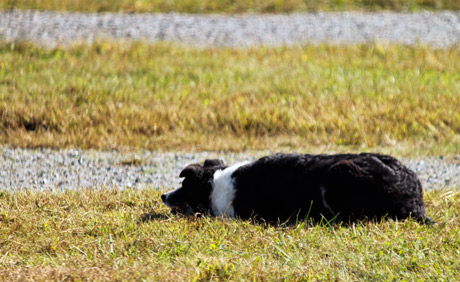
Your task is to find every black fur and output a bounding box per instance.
[161,153,432,224]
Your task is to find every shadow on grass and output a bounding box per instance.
[138,211,171,223]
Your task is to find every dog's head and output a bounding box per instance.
[161,159,226,216]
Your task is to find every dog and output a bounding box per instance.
[161,153,432,224]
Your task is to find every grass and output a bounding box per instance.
[1,41,459,156]
[0,188,458,281]
[2,0,460,13]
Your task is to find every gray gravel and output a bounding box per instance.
[1,10,460,47]
[1,147,459,191]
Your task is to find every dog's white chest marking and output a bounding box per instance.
[210,161,249,218]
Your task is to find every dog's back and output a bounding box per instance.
[231,153,429,223]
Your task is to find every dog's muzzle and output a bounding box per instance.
[161,192,195,215]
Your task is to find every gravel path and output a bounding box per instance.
[1,147,459,191]
[1,10,460,47]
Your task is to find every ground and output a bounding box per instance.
[0,188,459,281]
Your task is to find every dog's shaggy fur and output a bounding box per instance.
[161,153,432,224]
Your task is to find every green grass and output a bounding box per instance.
[0,188,458,281]
[1,41,459,155]
[2,0,460,13]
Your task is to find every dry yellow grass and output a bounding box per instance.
[2,0,460,13]
[1,42,459,155]
[0,188,458,281]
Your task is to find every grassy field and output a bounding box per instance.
[1,0,460,13]
[0,188,458,281]
[1,42,459,155]
[1,39,459,280]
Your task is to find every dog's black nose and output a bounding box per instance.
[161,194,166,202]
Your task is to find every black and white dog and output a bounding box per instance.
[161,153,432,224]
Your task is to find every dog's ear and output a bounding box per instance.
[179,164,202,178]
[204,159,225,167]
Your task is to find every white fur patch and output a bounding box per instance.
[210,161,250,217]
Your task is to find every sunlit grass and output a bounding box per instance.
[1,41,459,155]
[0,188,458,281]
[2,0,460,13]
